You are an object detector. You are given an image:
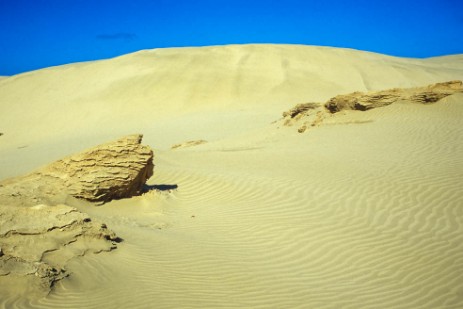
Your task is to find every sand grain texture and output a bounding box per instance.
[0,44,462,308]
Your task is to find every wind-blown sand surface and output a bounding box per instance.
[1,44,463,308]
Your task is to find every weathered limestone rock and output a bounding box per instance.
[407,92,450,104]
[43,134,154,203]
[280,81,463,133]
[325,80,463,113]
[0,134,154,296]
[282,103,320,119]
[279,102,325,133]
[0,134,154,205]
[325,91,400,112]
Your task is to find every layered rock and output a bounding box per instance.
[0,134,154,205]
[43,134,154,203]
[280,103,324,133]
[0,134,154,296]
[325,80,463,113]
[282,103,320,119]
[280,81,463,133]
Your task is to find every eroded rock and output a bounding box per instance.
[280,81,463,133]
[280,103,325,133]
[0,134,154,205]
[282,103,320,119]
[43,134,154,203]
[0,134,154,296]
[325,80,463,113]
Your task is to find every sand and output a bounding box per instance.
[1,44,463,308]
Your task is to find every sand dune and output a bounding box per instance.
[1,44,463,308]
[1,44,463,177]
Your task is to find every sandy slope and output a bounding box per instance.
[1,44,463,178]
[1,44,463,308]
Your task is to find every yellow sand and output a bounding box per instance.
[1,44,462,308]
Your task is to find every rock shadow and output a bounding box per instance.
[143,184,178,193]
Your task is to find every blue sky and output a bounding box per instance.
[0,0,462,75]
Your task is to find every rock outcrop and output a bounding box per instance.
[282,103,320,119]
[0,134,154,296]
[43,134,154,203]
[325,80,463,113]
[0,134,154,205]
[279,81,463,133]
[280,103,324,133]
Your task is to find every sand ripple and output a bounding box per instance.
[3,96,463,309]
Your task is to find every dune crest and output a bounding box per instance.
[2,44,463,159]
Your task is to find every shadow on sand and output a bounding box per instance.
[143,184,178,193]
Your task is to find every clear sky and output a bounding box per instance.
[1,0,462,75]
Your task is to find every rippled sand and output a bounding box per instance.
[1,45,462,308]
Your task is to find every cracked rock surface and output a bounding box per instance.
[0,134,154,296]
